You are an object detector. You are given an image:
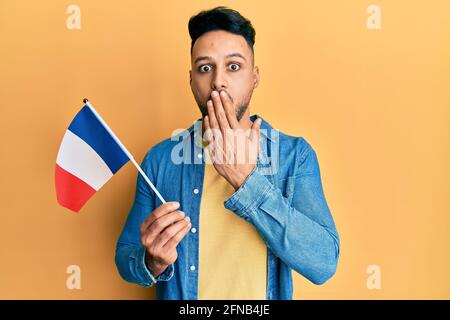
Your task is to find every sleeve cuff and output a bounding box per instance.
[224,165,272,221]
[138,245,174,286]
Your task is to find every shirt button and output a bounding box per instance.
[190,265,196,271]
[191,227,197,233]
[193,188,199,194]
[197,153,202,159]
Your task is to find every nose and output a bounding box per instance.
[211,67,228,91]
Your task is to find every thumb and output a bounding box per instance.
[250,118,262,142]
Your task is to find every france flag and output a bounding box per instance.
[55,99,165,213]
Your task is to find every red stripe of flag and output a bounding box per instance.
[55,164,96,212]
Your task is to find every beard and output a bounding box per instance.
[195,90,252,122]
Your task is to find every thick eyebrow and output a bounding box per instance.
[193,52,247,65]
[225,52,247,61]
[193,56,211,65]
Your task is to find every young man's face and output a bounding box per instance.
[190,30,259,122]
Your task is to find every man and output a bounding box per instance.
[115,6,340,300]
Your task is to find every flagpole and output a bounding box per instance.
[82,98,166,204]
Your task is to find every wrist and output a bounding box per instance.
[230,166,254,190]
[145,251,167,278]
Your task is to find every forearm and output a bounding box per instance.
[224,167,340,285]
[115,242,175,287]
[115,243,158,287]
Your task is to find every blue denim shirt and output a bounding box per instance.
[115,115,340,300]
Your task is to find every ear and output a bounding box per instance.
[253,66,260,88]
[189,70,192,85]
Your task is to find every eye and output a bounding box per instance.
[199,64,212,73]
[228,63,240,71]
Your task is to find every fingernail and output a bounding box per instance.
[207,100,212,106]
[211,91,218,97]
[185,216,191,222]
[173,202,180,209]
[220,91,226,97]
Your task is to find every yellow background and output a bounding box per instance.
[1,0,449,299]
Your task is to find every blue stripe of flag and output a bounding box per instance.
[68,105,130,174]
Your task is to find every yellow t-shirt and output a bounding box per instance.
[198,145,267,300]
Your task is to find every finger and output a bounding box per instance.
[205,137,229,165]
[248,119,262,164]
[249,118,262,142]
[206,99,219,130]
[219,90,239,129]
[141,210,186,247]
[203,116,219,163]
[140,201,180,234]
[211,90,230,130]
[203,115,213,144]
[163,221,192,251]
[204,139,217,164]
[205,103,225,152]
[204,116,228,164]
[141,201,180,234]
[204,114,222,152]
[155,216,191,248]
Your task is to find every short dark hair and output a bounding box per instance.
[188,6,256,54]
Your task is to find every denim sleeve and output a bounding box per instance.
[224,145,340,285]
[115,151,174,287]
